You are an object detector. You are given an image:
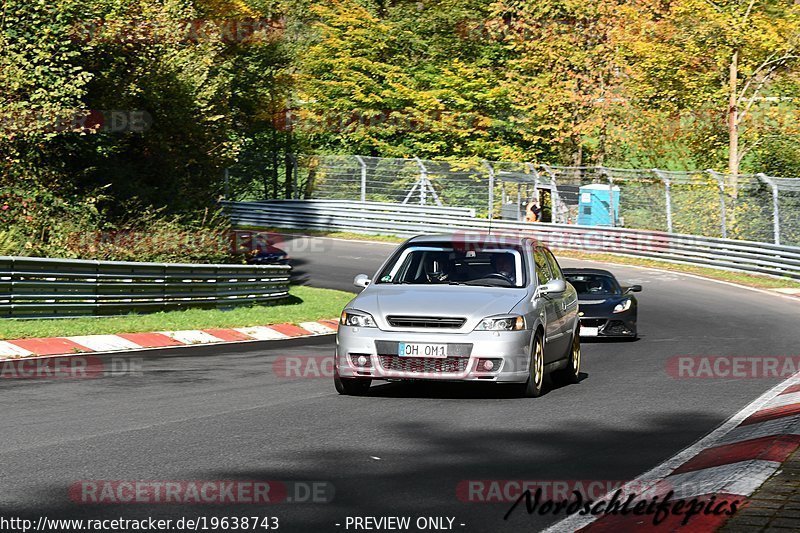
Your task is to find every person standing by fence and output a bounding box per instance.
[526,200,541,223]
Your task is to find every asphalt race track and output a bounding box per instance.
[2,234,800,532]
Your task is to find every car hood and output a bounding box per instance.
[577,294,631,315]
[352,284,528,330]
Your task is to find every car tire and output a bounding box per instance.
[554,331,581,385]
[334,367,371,396]
[519,332,545,398]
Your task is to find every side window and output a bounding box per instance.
[544,249,563,280]
[533,249,552,285]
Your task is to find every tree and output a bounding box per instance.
[617,0,800,183]
[489,0,630,165]
[295,0,518,159]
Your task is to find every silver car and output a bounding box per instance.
[334,234,581,397]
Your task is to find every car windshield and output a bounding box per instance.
[376,244,527,288]
[565,274,621,295]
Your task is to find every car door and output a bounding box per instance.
[533,248,562,363]
[544,248,578,352]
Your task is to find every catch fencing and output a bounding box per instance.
[0,256,291,319]
[281,155,800,247]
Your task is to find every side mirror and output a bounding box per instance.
[626,284,643,293]
[534,279,566,299]
[354,274,372,288]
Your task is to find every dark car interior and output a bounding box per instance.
[565,274,621,295]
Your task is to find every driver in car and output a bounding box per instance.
[424,254,451,283]
[492,253,516,283]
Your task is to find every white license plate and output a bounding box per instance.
[398,343,448,358]
[581,326,599,337]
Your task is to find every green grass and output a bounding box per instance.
[0,286,353,340]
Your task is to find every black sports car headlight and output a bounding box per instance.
[612,299,633,313]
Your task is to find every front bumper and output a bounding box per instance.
[335,325,533,383]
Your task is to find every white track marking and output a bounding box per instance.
[571,257,800,305]
[0,341,33,359]
[543,372,800,532]
[714,415,800,446]
[763,391,800,409]
[233,326,289,340]
[666,460,781,499]
[299,321,336,334]
[65,335,142,352]
[160,330,225,345]
[773,288,800,295]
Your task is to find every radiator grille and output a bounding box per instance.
[378,355,469,374]
[386,316,466,329]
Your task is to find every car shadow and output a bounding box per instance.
[364,372,589,399]
[581,336,640,343]
[12,407,729,533]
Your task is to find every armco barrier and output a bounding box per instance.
[223,200,800,280]
[222,199,476,224]
[0,256,291,318]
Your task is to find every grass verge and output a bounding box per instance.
[0,285,353,340]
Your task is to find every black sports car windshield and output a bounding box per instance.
[565,274,622,295]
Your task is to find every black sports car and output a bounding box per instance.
[563,268,641,339]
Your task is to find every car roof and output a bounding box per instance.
[562,268,618,278]
[406,233,535,247]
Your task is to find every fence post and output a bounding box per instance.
[412,157,439,206]
[653,169,673,233]
[707,170,728,239]
[355,155,367,202]
[525,163,540,202]
[757,173,781,245]
[600,168,616,227]
[483,161,495,221]
[541,164,560,224]
[289,154,299,199]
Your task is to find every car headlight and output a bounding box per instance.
[613,299,633,314]
[475,315,525,331]
[340,310,377,328]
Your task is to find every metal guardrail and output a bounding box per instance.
[222,199,476,222]
[0,256,291,319]
[224,200,800,280]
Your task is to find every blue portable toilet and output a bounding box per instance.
[577,184,620,226]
